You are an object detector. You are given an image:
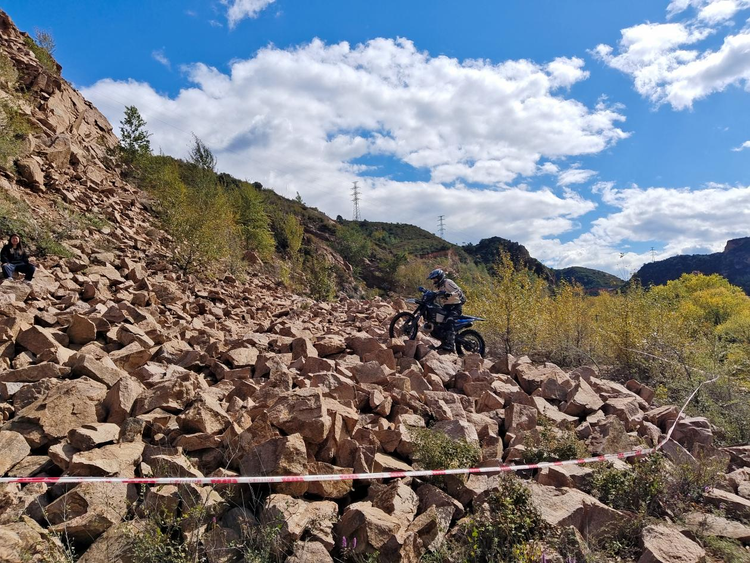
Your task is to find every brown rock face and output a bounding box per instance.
[0,431,31,476]
[334,501,403,554]
[67,314,97,345]
[239,434,308,496]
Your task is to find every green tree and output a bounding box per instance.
[233,183,275,260]
[119,106,152,166]
[335,223,371,271]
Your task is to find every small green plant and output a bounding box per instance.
[0,51,18,86]
[588,513,647,562]
[523,417,589,464]
[703,536,750,563]
[237,520,285,563]
[411,426,481,488]
[589,454,665,515]
[455,474,549,563]
[23,35,57,75]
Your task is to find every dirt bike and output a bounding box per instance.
[389,286,486,356]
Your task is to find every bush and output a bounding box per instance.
[305,252,336,301]
[0,100,30,168]
[522,417,588,464]
[589,454,665,515]
[272,213,303,259]
[233,183,275,260]
[410,426,481,488]
[0,52,18,86]
[335,223,371,271]
[23,35,57,75]
[453,475,549,563]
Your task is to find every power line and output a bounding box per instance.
[438,215,445,239]
[351,181,361,221]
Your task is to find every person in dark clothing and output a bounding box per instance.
[1,234,35,283]
[426,268,466,352]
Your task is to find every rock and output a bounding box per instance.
[683,511,750,543]
[223,346,259,368]
[103,375,145,423]
[109,341,153,372]
[67,313,97,345]
[416,483,465,521]
[353,361,390,385]
[68,441,144,477]
[314,334,346,357]
[422,352,458,385]
[239,434,309,496]
[602,397,643,431]
[68,423,120,451]
[432,419,480,446]
[703,488,750,520]
[177,396,231,435]
[7,377,107,448]
[505,403,538,433]
[368,481,419,525]
[70,354,129,388]
[638,523,706,563]
[77,521,138,563]
[528,483,623,540]
[0,362,69,383]
[45,482,131,542]
[307,462,354,499]
[285,541,334,563]
[266,389,332,444]
[261,494,338,549]
[132,369,207,414]
[0,517,66,562]
[16,326,59,356]
[0,432,31,476]
[334,501,403,554]
[561,378,604,417]
[16,157,45,190]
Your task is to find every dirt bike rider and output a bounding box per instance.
[427,268,465,352]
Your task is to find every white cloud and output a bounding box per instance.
[597,1,750,109]
[222,0,276,28]
[82,38,633,269]
[151,49,171,69]
[557,166,597,186]
[732,140,750,150]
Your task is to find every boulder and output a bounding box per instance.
[638,523,706,563]
[334,501,403,554]
[8,377,107,448]
[266,389,332,444]
[103,375,145,423]
[67,423,120,451]
[0,517,66,562]
[67,314,97,345]
[703,488,750,520]
[261,494,338,549]
[683,511,750,544]
[561,379,604,417]
[0,431,31,476]
[132,370,207,414]
[176,395,231,435]
[45,482,131,542]
[16,326,59,356]
[0,362,69,383]
[239,434,308,496]
[71,354,128,388]
[68,441,144,477]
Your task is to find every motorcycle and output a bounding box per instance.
[389,286,486,356]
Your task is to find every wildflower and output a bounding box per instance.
[352,537,357,550]
[341,536,347,549]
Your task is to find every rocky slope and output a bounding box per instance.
[0,9,748,563]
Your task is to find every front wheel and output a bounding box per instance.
[456,329,485,357]
[389,312,418,340]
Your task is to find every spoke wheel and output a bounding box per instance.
[389,312,418,340]
[456,329,485,357]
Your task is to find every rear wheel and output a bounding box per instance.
[389,312,418,340]
[456,329,485,357]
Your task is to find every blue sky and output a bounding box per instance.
[4,0,750,275]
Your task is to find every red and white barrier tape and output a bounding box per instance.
[0,366,719,487]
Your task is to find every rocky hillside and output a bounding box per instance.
[635,237,750,295]
[0,10,749,563]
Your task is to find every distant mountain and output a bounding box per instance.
[635,238,750,294]
[462,237,554,281]
[555,267,624,292]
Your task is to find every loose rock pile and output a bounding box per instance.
[0,8,749,563]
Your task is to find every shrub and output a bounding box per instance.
[454,475,549,563]
[410,426,481,488]
[0,52,18,86]
[305,252,336,301]
[589,454,665,515]
[272,213,303,259]
[335,223,371,271]
[522,417,588,464]
[0,100,30,168]
[233,183,275,260]
[588,513,648,562]
[23,35,57,75]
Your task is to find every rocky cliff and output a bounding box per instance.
[635,237,750,295]
[0,10,748,563]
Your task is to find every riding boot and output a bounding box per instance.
[440,326,456,353]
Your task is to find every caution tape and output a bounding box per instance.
[0,358,719,487]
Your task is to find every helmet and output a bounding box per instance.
[427,268,445,286]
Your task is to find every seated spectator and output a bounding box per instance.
[1,233,35,283]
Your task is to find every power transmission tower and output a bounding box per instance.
[351,181,361,221]
[650,247,656,262]
[438,215,445,239]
